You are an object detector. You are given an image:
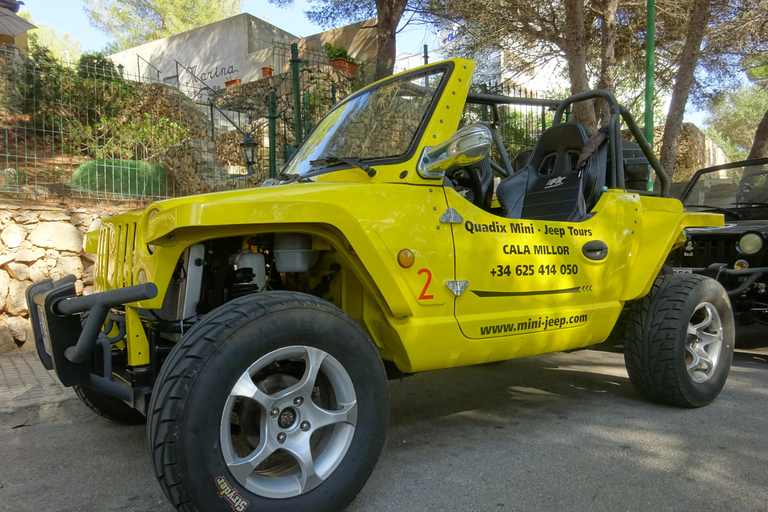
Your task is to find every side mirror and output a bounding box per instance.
[418,124,493,179]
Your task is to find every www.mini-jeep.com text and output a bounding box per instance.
[480,313,589,336]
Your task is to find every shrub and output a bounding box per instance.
[323,42,355,63]
[77,52,121,81]
[71,113,190,161]
[68,159,169,196]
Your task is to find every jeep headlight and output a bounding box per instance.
[737,233,763,255]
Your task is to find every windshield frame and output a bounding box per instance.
[280,61,455,179]
[680,157,768,203]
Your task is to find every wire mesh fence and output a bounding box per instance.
[0,42,549,207]
[271,41,374,161]
[0,43,374,207]
[462,79,556,164]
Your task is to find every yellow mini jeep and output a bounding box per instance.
[27,59,733,512]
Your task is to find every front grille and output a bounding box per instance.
[671,235,744,268]
[96,221,138,291]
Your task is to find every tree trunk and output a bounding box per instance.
[563,0,597,133]
[748,108,768,159]
[595,0,619,125]
[374,0,408,81]
[659,0,711,181]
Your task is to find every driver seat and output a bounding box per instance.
[497,122,607,221]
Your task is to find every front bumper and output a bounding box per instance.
[26,276,157,402]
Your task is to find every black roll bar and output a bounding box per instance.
[551,89,670,197]
[553,90,624,190]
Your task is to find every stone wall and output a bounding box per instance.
[214,65,358,120]
[0,204,122,354]
[624,123,730,183]
[123,82,210,142]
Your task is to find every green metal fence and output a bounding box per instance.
[0,43,373,206]
[270,42,374,163]
[463,80,557,162]
[0,43,547,207]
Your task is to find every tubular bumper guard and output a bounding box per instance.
[26,275,157,402]
[685,264,768,296]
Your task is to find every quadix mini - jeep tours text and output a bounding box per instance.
[27,60,734,512]
[671,158,768,327]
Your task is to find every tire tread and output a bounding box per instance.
[623,273,730,408]
[147,291,384,511]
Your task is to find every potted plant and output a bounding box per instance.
[324,42,359,75]
[261,65,273,78]
[225,77,241,88]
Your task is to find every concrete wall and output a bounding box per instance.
[247,15,298,54]
[0,31,27,54]
[109,14,297,91]
[290,19,378,64]
[108,15,378,96]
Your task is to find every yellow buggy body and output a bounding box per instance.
[28,58,732,512]
[87,58,720,373]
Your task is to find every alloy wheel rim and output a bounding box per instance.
[220,345,357,499]
[685,302,723,384]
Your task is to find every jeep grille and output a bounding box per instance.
[96,221,137,291]
[670,236,738,268]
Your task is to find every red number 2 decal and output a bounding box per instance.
[418,268,434,300]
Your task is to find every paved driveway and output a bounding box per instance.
[1,343,766,512]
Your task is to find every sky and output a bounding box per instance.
[21,0,436,55]
[21,0,704,125]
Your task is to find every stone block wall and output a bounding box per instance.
[0,204,122,354]
[623,123,730,183]
[123,82,210,142]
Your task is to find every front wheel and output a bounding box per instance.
[74,385,146,424]
[148,292,389,512]
[623,274,734,408]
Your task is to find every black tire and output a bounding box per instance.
[623,273,734,408]
[74,385,146,424]
[147,291,389,512]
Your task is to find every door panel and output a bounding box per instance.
[446,187,639,352]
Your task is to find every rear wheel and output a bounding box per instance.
[623,274,734,408]
[148,291,389,512]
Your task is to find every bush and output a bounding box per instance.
[18,47,131,131]
[77,52,121,81]
[68,159,169,196]
[323,42,355,63]
[67,113,190,161]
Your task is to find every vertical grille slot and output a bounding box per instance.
[125,222,136,287]
[96,228,108,291]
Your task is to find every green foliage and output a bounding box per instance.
[71,113,190,161]
[68,159,169,196]
[18,46,129,131]
[84,0,244,51]
[323,43,355,63]
[18,9,83,64]
[77,52,121,80]
[20,45,70,129]
[706,128,746,161]
[705,84,768,161]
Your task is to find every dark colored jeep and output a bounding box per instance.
[670,158,768,326]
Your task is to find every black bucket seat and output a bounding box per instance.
[497,122,607,221]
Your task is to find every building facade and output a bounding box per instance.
[108,14,378,95]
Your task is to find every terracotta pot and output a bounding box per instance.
[329,58,358,75]
[225,78,241,88]
[261,67,273,78]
